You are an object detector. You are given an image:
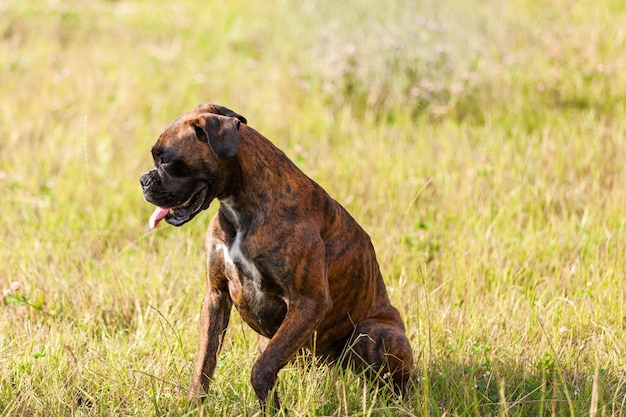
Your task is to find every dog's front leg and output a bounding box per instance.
[188,286,232,401]
[252,296,331,410]
[251,239,333,410]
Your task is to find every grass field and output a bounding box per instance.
[2,0,626,415]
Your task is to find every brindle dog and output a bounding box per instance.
[140,104,413,410]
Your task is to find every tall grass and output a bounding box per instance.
[1,0,626,415]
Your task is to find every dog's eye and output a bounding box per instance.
[160,157,169,165]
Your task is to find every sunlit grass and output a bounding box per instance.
[1,0,626,415]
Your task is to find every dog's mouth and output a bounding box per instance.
[148,185,210,229]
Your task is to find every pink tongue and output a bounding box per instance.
[149,207,170,229]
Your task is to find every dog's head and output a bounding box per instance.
[140,104,247,228]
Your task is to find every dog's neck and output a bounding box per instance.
[216,125,301,232]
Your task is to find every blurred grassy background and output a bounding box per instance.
[1,0,626,415]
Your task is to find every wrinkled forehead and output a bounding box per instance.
[157,109,209,138]
[150,109,226,156]
[151,118,191,156]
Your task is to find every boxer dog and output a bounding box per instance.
[140,104,413,410]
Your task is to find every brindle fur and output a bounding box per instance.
[140,104,413,410]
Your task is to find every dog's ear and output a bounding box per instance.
[194,103,247,125]
[192,115,241,159]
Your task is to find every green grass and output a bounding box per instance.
[2,0,626,415]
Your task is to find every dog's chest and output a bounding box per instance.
[222,233,262,285]
[216,201,287,336]
[218,233,287,337]
[218,202,262,283]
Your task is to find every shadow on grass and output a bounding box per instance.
[278,354,626,416]
[405,359,626,417]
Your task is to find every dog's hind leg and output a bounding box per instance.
[344,313,413,394]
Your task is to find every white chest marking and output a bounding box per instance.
[219,199,263,286]
[221,237,266,309]
[223,233,263,285]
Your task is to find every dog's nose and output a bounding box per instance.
[140,173,151,189]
